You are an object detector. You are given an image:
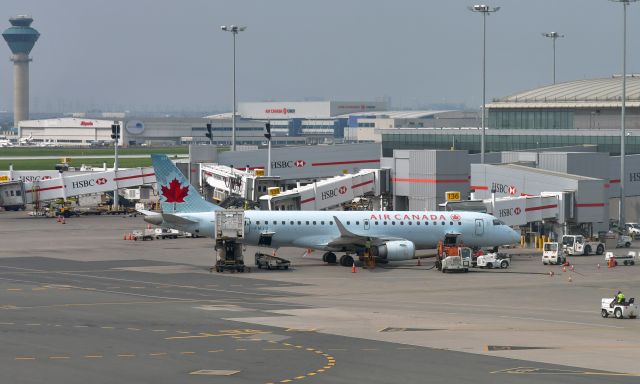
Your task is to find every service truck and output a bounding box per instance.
[542,242,566,265]
[212,209,246,273]
[561,235,605,256]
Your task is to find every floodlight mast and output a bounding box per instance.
[468,5,500,164]
[542,32,565,84]
[221,25,247,152]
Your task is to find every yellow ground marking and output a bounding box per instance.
[165,329,270,340]
[263,348,293,351]
[25,323,40,326]
[149,352,167,357]
[0,322,15,325]
[295,376,306,379]
[31,287,46,291]
[360,348,378,351]
[280,380,292,383]
[117,354,136,358]
[286,328,317,332]
[84,355,103,359]
[48,356,70,360]
[15,357,35,361]
[176,331,190,334]
[323,365,332,369]
[327,349,346,351]
[305,348,315,351]
[128,286,145,289]
[180,352,196,355]
[307,372,317,376]
[236,348,247,351]
[316,369,325,373]
[208,350,224,353]
[127,328,141,331]
[74,325,89,328]
[151,329,167,332]
[100,326,114,329]
[7,288,22,291]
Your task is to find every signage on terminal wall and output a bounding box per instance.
[271,160,306,169]
[321,185,348,200]
[630,172,640,182]
[498,207,522,218]
[80,121,94,126]
[265,108,296,114]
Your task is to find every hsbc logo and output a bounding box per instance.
[72,180,95,189]
[321,186,348,200]
[491,182,517,196]
[272,160,306,169]
[498,207,522,218]
[96,178,107,185]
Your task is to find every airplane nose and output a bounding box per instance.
[509,228,520,244]
[144,214,163,226]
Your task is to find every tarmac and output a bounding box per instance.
[1,211,639,383]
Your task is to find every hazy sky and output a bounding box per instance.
[1,0,638,113]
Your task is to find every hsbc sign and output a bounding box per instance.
[71,178,109,190]
[321,185,349,200]
[272,160,306,169]
[498,207,522,218]
[491,182,517,196]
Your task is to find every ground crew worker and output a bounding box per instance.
[365,237,372,255]
[617,290,626,305]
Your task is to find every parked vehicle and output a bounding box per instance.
[132,229,155,241]
[476,252,510,269]
[255,253,290,270]
[605,251,637,266]
[561,235,605,256]
[625,223,640,238]
[542,242,566,265]
[154,228,181,239]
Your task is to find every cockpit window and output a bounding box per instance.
[492,219,505,226]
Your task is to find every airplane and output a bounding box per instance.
[144,154,520,266]
[18,134,33,146]
[0,139,13,147]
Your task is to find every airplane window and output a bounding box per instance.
[374,221,379,225]
[329,221,333,225]
[290,221,294,225]
[408,222,412,225]
[391,221,395,225]
[306,221,310,225]
[441,222,445,225]
[257,221,260,225]
[416,222,420,225]
[282,221,285,225]
[383,221,387,225]
[356,221,360,225]
[433,222,437,226]
[347,221,351,225]
[298,221,301,225]
[400,222,404,225]
[458,222,462,225]
[450,222,453,225]
[321,221,325,225]
[273,221,277,225]
[313,221,316,225]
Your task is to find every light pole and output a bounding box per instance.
[541,32,564,84]
[110,121,121,209]
[610,0,637,227]
[221,25,246,152]
[469,4,500,164]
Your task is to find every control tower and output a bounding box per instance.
[2,16,40,128]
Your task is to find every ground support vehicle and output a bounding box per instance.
[211,210,247,273]
[476,252,510,269]
[562,235,605,256]
[617,234,633,248]
[132,229,155,241]
[435,235,471,273]
[625,223,640,239]
[601,298,638,319]
[255,252,291,270]
[155,228,181,239]
[605,251,637,266]
[542,242,566,265]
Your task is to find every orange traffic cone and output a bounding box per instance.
[123,233,128,240]
[351,263,356,273]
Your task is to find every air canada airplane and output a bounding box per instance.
[144,154,520,266]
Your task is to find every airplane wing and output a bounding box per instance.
[324,216,407,249]
[162,213,197,225]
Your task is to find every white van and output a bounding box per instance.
[542,242,566,265]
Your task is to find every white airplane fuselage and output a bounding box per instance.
[165,210,519,252]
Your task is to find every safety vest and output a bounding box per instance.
[617,293,625,303]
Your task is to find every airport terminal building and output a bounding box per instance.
[380,76,640,156]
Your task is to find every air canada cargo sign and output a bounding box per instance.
[65,174,116,194]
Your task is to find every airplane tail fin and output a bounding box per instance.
[151,154,222,213]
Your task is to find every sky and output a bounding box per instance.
[0,0,639,114]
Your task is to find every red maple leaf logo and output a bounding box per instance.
[161,178,189,203]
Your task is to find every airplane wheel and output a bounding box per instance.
[615,308,623,319]
[326,252,337,264]
[339,255,354,267]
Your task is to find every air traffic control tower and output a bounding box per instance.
[2,16,39,128]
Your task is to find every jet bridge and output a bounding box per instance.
[0,167,156,209]
[259,168,389,211]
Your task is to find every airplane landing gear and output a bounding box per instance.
[323,252,337,264]
[339,254,354,267]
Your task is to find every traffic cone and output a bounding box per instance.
[417,257,422,266]
[351,262,356,273]
[549,271,554,277]
[128,233,133,240]
[562,266,566,273]
[568,276,573,283]
[570,265,575,271]
[597,263,601,270]
[123,233,127,240]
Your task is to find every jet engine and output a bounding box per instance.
[373,240,416,261]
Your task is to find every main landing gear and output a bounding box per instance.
[322,252,354,266]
